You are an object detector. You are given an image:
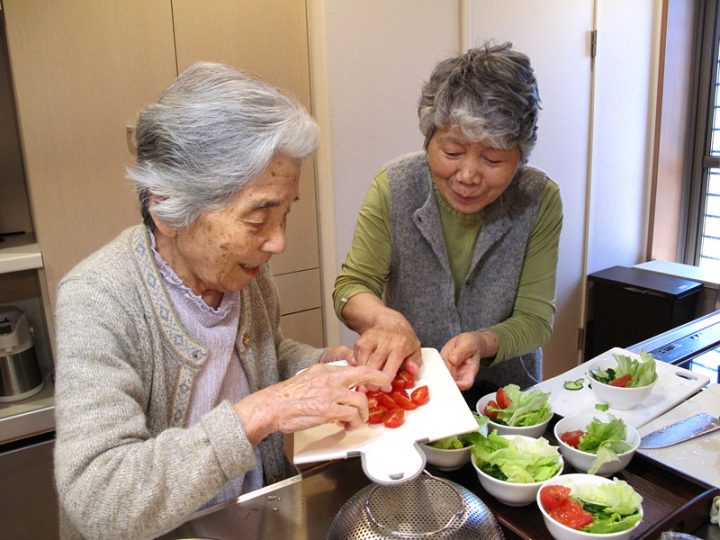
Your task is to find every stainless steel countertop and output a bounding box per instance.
[160,459,373,540]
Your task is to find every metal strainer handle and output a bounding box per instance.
[364,471,465,538]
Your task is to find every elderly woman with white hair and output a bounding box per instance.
[334,42,563,392]
[53,62,389,540]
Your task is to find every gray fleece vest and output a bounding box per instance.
[385,152,547,388]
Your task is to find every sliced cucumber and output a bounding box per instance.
[563,378,585,391]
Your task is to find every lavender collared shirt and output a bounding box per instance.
[150,233,263,506]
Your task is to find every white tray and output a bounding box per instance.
[533,347,710,428]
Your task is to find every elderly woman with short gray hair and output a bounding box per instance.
[334,42,563,392]
[53,62,389,540]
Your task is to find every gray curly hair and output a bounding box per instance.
[418,42,540,163]
[127,62,318,230]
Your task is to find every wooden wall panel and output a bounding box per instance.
[3,1,177,311]
[172,0,320,277]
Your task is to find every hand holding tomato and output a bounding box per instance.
[232,363,390,444]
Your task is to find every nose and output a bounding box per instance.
[262,225,287,254]
[458,155,482,184]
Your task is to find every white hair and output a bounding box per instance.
[127,62,318,229]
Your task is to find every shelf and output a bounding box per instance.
[0,374,55,445]
[0,233,43,274]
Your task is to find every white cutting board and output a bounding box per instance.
[293,348,478,485]
[533,347,710,428]
[637,383,720,488]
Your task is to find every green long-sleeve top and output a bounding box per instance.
[333,167,563,363]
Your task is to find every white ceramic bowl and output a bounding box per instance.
[553,413,640,476]
[471,434,563,507]
[420,442,472,471]
[476,392,552,438]
[537,474,643,540]
[586,359,657,410]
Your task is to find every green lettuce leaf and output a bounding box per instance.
[471,430,562,483]
[592,351,657,387]
[488,384,553,427]
[573,478,643,516]
[577,415,632,475]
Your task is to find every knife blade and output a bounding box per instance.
[640,413,720,449]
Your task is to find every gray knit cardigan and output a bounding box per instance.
[54,225,323,539]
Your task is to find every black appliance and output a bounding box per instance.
[585,265,703,360]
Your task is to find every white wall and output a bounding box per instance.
[466,0,594,381]
[588,0,660,274]
[310,0,661,377]
[309,0,460,345]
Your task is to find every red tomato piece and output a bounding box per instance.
[394,387,409,398]
[560,430,585,449]
[391,377,406,391]
[376,392,399,411]
[483,399,499,419]
[397,369,415,389]
[496,386,512,409]
[410,385,429,405]
[609,374,632,387]
[539,485,571,512]
[383,408,405,428]
[367,396,379,409]
[368,406,388,424]
[391,390,418,410]
[550,499,593,530]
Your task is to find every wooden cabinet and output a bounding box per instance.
[171,0,323,346]
[1,0,324,350]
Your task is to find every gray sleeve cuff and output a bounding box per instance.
[200,401,257,480]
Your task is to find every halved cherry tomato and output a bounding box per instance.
[496,386,512,409]
[394,387,409,399]
[483,399,499,418]
[391,377,406,391]
[549,499,593,530]
[367,396,379,409]
[376,392,399,411]
[397,369,415,389]
[383,408,405,428]
[560,430,585,449]
[539,485,571,512]
[609,374,632,387]
[410,385,429,405]
[391,390,418,410]
[368,406,388,424]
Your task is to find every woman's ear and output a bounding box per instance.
[148,193,177,237]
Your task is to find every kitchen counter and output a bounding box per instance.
[162,383,720,540]
[161,449,719,540]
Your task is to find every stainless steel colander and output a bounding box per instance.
[326,472,504,539]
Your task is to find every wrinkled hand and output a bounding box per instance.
[319,345,355,365]
[234,363,391,444]
[353,325,422,382]
[439,332,485,391]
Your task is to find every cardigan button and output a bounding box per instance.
[242,334,250,346]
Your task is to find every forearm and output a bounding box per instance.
[341,292,413,335]
[488,312,552,363]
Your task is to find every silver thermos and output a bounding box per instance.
[0,306,43,402]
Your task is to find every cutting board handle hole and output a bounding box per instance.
[674,371,698,381]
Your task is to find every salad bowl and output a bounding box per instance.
[471,434,563,506]
[476,384,553,438]
[537,474,643,540]
[586,351,657,410]
[420,442,471,471]
[554,414,640,476]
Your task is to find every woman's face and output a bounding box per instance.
[427,126,522,214]
[154,155,300,304]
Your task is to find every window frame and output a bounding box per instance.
[684,0,720,266]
